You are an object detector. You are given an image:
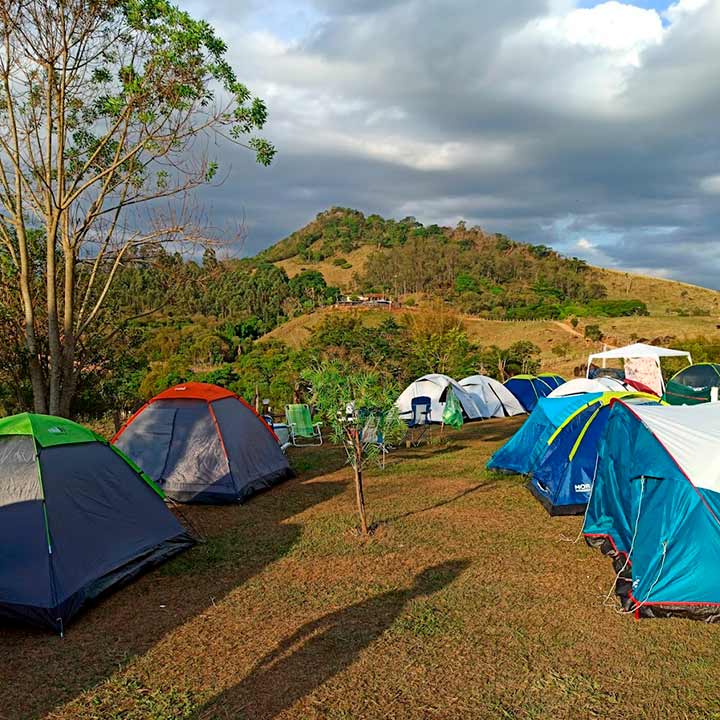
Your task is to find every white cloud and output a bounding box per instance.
[700,175,720,194]
[664,0,711,24]
[534,2,663,66]
[175,0,720,287]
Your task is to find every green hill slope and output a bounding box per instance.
[260,207,719,319]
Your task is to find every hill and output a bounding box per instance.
[255,207,720,381]
[261,207,720,318]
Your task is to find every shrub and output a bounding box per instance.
[584,324,604,342]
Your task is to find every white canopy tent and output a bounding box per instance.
[458,375,525,417]
[586,342,692,394]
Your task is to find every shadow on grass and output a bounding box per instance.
[378,481,496,524]
[0,477,345,720]
[287,444,348,481]
[388,442,467,464]
[191,559,470,720]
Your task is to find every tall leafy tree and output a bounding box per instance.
[0,0,274,415]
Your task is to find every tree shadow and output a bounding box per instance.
[0,477,345,720]
[388,442,467,464]
[191,559,470,720]
[378,482,496,524]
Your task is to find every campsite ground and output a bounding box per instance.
[3,421,720,720]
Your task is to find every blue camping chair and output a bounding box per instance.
[406,396,432,446]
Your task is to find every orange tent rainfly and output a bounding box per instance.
[113,383,291,504]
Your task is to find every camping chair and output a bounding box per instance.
[285,404,323,446]
[406,396,432,447]
[360,408,389,469]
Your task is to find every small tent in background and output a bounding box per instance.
[586,342,692,396]
[458,375,525,417]
[584,402,720,620]
[503,375,553,413]
[488,392,659,514]
[537,373,565,390]
[396,374,484,423]
[0,413,194,633]
[113,383,291,504]
[664,363,720,405]
[549,377,657,398]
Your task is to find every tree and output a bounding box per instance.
[480,340,541,380]
[303,361,403,535]
[0,0,274,415]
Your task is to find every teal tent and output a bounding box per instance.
[584,402,720,621]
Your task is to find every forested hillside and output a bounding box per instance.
[262,207,719,319]
[0,207,718,421]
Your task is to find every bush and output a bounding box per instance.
[551,342,571,358]
[588,299,649,317]
[584,324,604,342]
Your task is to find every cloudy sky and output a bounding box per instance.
[181,0,720,287]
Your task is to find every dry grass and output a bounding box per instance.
[4,421,720,719]
[597,268,720,315]
[275,246,375,290]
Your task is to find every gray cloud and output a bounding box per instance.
[181,0,720,288]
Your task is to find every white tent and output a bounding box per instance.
[458,375,525,417]
[396,374,484,423]
[586,342,692,394]
[548,377,632,398]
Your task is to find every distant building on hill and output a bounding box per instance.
[336,293,398,308]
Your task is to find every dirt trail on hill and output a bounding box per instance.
[552,321,584,338]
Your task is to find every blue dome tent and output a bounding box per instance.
[584,401,720,621]
[503,375,554,413]
[488,392,659,515]
[537,373,565,390]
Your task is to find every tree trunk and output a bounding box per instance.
[17,231,47,413]
[46,229,62,415]
[352,429,369,534]
[59,245,77,418]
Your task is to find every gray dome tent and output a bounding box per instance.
[113,383,291,504]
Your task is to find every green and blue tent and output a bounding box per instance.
[0,413,194,633]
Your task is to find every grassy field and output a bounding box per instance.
[4,421,720,720]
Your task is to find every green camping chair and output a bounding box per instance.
[285,404,323,446]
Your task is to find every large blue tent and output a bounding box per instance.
[584,401,720,621]
[488,392,659,515]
